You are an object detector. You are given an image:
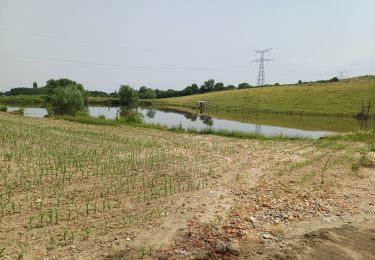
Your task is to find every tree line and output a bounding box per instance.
[0,79,255,99]
[0,77,342,100]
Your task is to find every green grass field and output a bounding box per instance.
[151,76,375,116]
[0,95,45,105]
[0,95,120,106]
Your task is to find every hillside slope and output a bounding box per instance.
[152,76,375,115]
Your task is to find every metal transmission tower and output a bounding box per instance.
[338,71,346,80]
[252,48,273,86]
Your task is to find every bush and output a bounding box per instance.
[328,77,339,83]
[49,85,85,115]
[0,105,7,112]
[118,85,138,106]
[118,106,144,124]
[122,111,144,124]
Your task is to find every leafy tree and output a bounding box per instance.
[182,86,194,96]
[41,79,87,108]
[49,85,85,115]
[87,90,109,97]
[42,78,85,96]
[155,89,179,99]
[181,83,199,96]
[200,79,215,93]
[238,83,252,89]
[214,82,225,91]
[33,82,38,89]
[143,89,156,99]
[138,86,148,95]
[328,77,339,82]
[6,87,38,96]
[118,85,139,106]
[225,85,236,90]
[191,83,199,94]
[138,87,156,99]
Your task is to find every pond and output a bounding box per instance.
[4,105,367,139]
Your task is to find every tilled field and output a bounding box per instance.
[0,112,374,259]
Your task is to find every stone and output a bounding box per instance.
[226,241,240,256]
[176,249,189,256]
[262,233,272,239]
[215,239,227,253]
[249,216,257,224]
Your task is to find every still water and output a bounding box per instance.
[5,106,342,139]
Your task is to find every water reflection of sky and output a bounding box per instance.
[6,106,334,139]
[138,108,332,139]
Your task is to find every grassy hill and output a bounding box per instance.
[151,76,375,116]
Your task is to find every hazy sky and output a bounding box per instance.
[0,0,374,92]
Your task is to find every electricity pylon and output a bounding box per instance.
[338,70,346,80]
[252,48,273,86]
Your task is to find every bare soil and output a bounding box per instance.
[0,113,374,259]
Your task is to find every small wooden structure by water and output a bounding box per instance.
[196,101,209,115]
[196,101,207,109]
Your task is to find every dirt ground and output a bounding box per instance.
[0,113,374,259]
[146,139,375,259]
[103,137,375,259]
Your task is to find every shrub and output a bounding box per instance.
[118,107,144,124]
[49,85,85,115]
[118,85,139,106]
[0,105,7,112]
[122,111,144,124]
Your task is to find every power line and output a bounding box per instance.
[252,48,274,86]
[1,53,249,71]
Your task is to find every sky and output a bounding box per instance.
[0,0,374,92]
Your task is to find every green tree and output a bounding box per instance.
[328,77,339,82]
[238,83,252,89]
[138,87,156,99]
[7,87,38,96]
[42,79,85,96]
[143,89,156,99]
[49,85,85,115]
[33,82,38,89]
[191,83,199,93]
[42,79,87,106]
[119,85,139,106]
[225,85,236,90]
[214,82,225,91]
[200,79,215,93]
